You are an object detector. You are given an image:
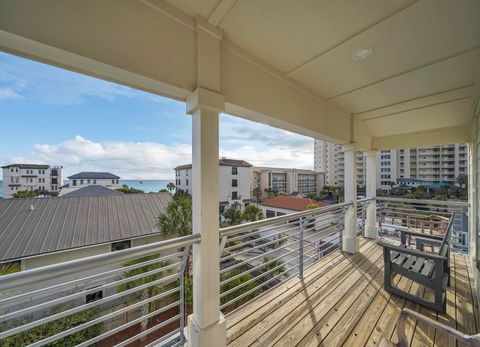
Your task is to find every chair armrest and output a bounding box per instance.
[377,240,446,261]
[392,308,480,346]
[415,237,442,251]
[401,229,444,241]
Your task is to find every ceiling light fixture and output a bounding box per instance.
[352,47,374,61]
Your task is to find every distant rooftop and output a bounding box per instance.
[1,164,50,169]
[0,192,171,261]
[61,185,123,197]
[253,166,319,175]
[67,172,120,180]
[175,158,252,170]
[261,196,325,212]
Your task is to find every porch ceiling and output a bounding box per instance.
[0,0,479,148]
[166,0,480,148]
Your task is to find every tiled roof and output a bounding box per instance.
[0,192,172,261]
[1,164,50,169]
[67,172,120,179]
[175,158,252,170]
[61,185,123,197]
[261,196,325,211]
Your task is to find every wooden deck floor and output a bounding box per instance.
[226,238,479,347]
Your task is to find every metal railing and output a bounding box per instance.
[356,198,373,236]
[0,234,200,347]
[376,197,469,252]
[217,202,352,315]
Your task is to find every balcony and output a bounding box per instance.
[226,238,474,346]
[0,198,473,346]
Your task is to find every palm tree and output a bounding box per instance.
[242,204,264,222]
[166,182,176,194]
[118,256,172,338]
[156,192,192,238]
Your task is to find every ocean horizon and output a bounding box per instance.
[0,179,174,198]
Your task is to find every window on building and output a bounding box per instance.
[116,180,119,184]
[93,180,97,184]
[232,179,238,187]
[112,180,115,184]
[232,191,238,200]
[85,289,103,303]
[80,179,84,185]
[186,179,189,186]
[232,167,238,175]
[73,180,77,186]
[87,179,91,184]
[111,240,131,252]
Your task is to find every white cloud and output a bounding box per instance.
[10,130,314,180]
[11,136,192,180]
[0,87,22,100]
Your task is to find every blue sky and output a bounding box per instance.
[0,52,314,179]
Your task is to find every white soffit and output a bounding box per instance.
[166,0,480,141]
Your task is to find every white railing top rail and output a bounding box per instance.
[0,233,200,292]
[376,196,469,208]
[219,201,352,237]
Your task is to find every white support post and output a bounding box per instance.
[187,88,226,347]
[343,144,359,253]
[365,150,378,239]
[187,16,226,347]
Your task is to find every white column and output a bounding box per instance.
[365,150,378,239]
[187,88,226,347]
[343,144,359,253]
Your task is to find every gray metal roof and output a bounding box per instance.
[61,185,124,197]
[1,164,50,169]
[0,192,172,261]
[67,172,120,179]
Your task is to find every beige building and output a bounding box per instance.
[252,166,324,198]
[315,140,467,189]
[175,158,253,211]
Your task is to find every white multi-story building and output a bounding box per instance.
[59,172,121,196]
[252,166,324,198]
[175,158,253,212]
[314,140,468,190]
[1,164,63,198]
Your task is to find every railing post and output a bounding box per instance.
[342,144,359,253]
[179,246,190,346]
[365,150,378,239]
[298,217,305,279]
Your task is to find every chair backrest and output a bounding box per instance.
[438,213,454,257]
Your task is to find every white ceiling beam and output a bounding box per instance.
[354,84,475,118]
[328,45,480,101]
[208,0,238,27]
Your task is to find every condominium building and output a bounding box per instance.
[314,140,467,190]
[1,164,63,198]
[175,158,253,211]
[59,172,121,196]
[252,166,324,198]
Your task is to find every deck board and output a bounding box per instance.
[227,238,478,347]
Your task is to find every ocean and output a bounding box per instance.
[0,180,174,198]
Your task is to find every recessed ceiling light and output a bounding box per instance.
[352,47,374,61]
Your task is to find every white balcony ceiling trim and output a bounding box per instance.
[0,0,479,149]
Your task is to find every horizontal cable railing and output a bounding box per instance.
[0,234,200,347]
[376,197,469,252]
[218,202,352,315]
